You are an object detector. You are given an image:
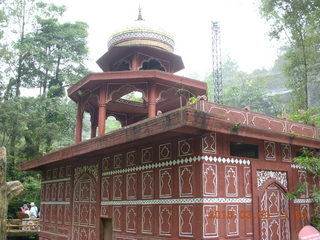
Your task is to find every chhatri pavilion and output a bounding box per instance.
[22,9,320,240]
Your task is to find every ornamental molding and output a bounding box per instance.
[291,164,306,170]
[41,177,71,184]
[102,155,251,176]
[108,31,175,49]
[293,198,315,204]
[74,164,98,183]
[41,201,70,205]
[101,197,252,206]
[257,170,287,189]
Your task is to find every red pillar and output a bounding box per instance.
[148,82,156,118]
[90,109,98,138]
[98,85,107,136]
[75,99,83,144]
[131,53,139,70]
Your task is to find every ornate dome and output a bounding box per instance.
[107,9,175,52]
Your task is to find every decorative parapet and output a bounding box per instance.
[194,101,318,139]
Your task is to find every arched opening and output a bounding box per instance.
[72,171,97,239]
[106,116,122,133]
[139,59,165,71]
[120,91,144,103]
[259,182,290,240]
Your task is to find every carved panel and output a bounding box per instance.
[265,141,276,161]
[159,143,172,161]
[179,165,193,197]
[126,151,137,167]
[45,184,51,201]
[80,204,89,225]
[142,206,153,234]
[113,206,122,232]
[65,205,71,224]
[257,170,288,189]
[259,183,290,240]
[46,169,52,180]
[57,205,64,224]
[159,168,172,198]
[300,204,310,227]
[52,168,58,179]
[101,176,110,201]
[202,132,217,154]
[245,204,253,235]
[126,173,137,200]
[113,175,123,200]
[59,167,65,178]
[66,166,71,177]
[58,182,64,201]
[100,206,109,218]
[178,139,193,157]
[298,170,308,198]
[102,157,111,171]
[244,167,252,197]
[203,205,218,237]
[203,163,217,196]
[179,205,193,237]
[113,154,122,169]
[225,166,238,197]
[51,205,56,224]
[51,183,57,201]
[65,182,71,201]
[142,147,153,164]
[281,144,291,162]
[142,171,154,199]
[89,205,96,226]
[226,205,239,236]
[126,206,137,233]
[159,205,172,236]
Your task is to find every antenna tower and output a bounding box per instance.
[211,21,223,103]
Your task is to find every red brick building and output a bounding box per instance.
[22,12,320,240]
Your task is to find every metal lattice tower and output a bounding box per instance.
[211,21,223,103]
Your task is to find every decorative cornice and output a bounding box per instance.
[102,155,251,176]
[101,197,252,206]
[41,178,71,184]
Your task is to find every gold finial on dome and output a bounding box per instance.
[137,5,144,21]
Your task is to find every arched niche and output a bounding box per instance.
[139,58,165,71]
[107,84,147,104]
[105,115,122,133]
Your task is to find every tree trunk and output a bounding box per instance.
[0,147,8,240]
[0,147,23,240]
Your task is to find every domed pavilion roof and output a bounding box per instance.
[107,8,175,52]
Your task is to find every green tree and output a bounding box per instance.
[260,0,320,110]
[29,17,89,97]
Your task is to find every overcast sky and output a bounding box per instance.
[51,0,281,80]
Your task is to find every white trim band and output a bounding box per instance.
[41,201,70,205]
[42,178,71,184]
[293,198,316,204]
[101,197,252,206]
[102,155,251,176]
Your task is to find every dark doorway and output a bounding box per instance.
[101,218,112,240]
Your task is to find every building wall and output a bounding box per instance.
[38,131,317,240]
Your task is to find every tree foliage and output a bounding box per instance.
[260,0,320,110]
[287,147,320,229]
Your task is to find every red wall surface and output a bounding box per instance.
[38,131,318,240]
